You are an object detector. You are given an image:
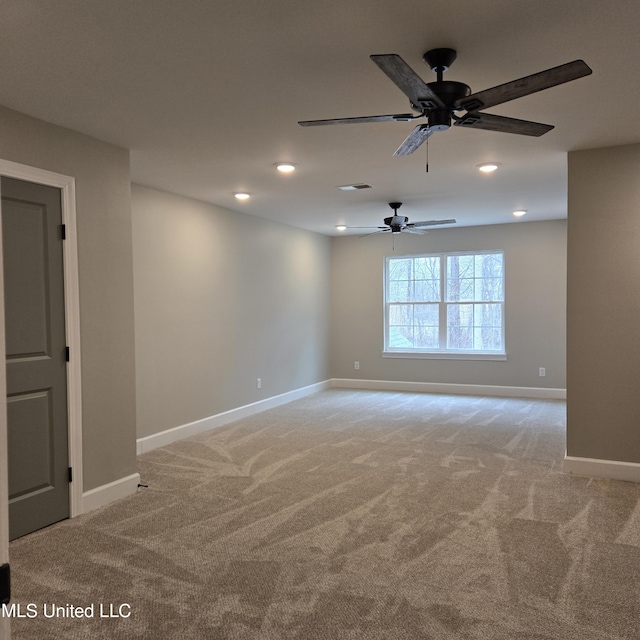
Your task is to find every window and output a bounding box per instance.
[384,251,505,358]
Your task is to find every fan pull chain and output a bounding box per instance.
[425,135,429,173]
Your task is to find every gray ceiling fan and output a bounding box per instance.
[299,48,592,156]
[342,202,456,236]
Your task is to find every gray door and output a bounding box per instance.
[2,176,69,540]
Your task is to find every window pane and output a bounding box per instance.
[388,258,412,281]
[448,303,472,326]
[447,278,474,301]
[446,303,502,351]
[414,326,439,348]
[388,303,439,349]
[414,303,439,326]
[474,327,502,350]
[475,303,502,327]
[447,304,472,349]
[389,302,414,349]
[414,279,440,301]
[389,280,412,302]
[448,326,473,349]
[474,277,503,301]
[448,254,474,278]
[447,253,504,302]
[475,253,503,279]
[389,304,412,325]
[388,325,414,348]
[414,256,440,280]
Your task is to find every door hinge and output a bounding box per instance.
[61,223,66,240]
[0,563,10,605]
[68,467,73,483]
[66,346,70,362]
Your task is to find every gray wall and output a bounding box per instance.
[0,105,137,491]
[132,185,331,439]
[567,143,640,464]
[330,220,567,389]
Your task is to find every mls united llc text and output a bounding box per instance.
[2,603,132,618]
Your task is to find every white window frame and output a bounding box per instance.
[383,250,506,360]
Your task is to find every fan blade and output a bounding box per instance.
[456,60,592,112]
[454,112,553,136]
[359,229,390,238]
[394,124,435,156]
[370,54,445,110]
[298,113,418,126]
[409,219,457,227]
[343,226,388,229]
[403,228,428,234]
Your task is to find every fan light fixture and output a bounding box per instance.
[335,225,347,231]
[476,163,500,173]
[513,209,527,217]
[234,192,250,200]
[275,163,296,173]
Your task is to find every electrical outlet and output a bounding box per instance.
[257,378,262,389]
[354,361,360,370]
[539,368,546,377]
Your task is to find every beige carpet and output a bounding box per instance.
[7,390,640,639]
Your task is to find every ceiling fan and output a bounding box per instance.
[299,48,592,156]
[341,202,456,236]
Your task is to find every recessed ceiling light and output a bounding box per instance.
[275,163,296,173]
[234,192,250,200]
[513,209,527,217]
[335,225,347,231]
[476,163,500,173]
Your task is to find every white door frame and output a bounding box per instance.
[0,158,83,519]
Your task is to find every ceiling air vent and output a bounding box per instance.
[337,183,373,191]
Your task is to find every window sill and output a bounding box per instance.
[383,351,507,361]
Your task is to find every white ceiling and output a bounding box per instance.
[1,0,639,235]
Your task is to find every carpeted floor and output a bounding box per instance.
[7,390,640,639]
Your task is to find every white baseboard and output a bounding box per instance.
[136,378,564,457]
[136,380,331,455]
[82,472,141,513]
[330,378,566,400]
[564,456,640,483]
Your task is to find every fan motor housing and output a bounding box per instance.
[384,215,407,225]
[424,81,472,131]
[428,110,451,131]
[427,81,471,108]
